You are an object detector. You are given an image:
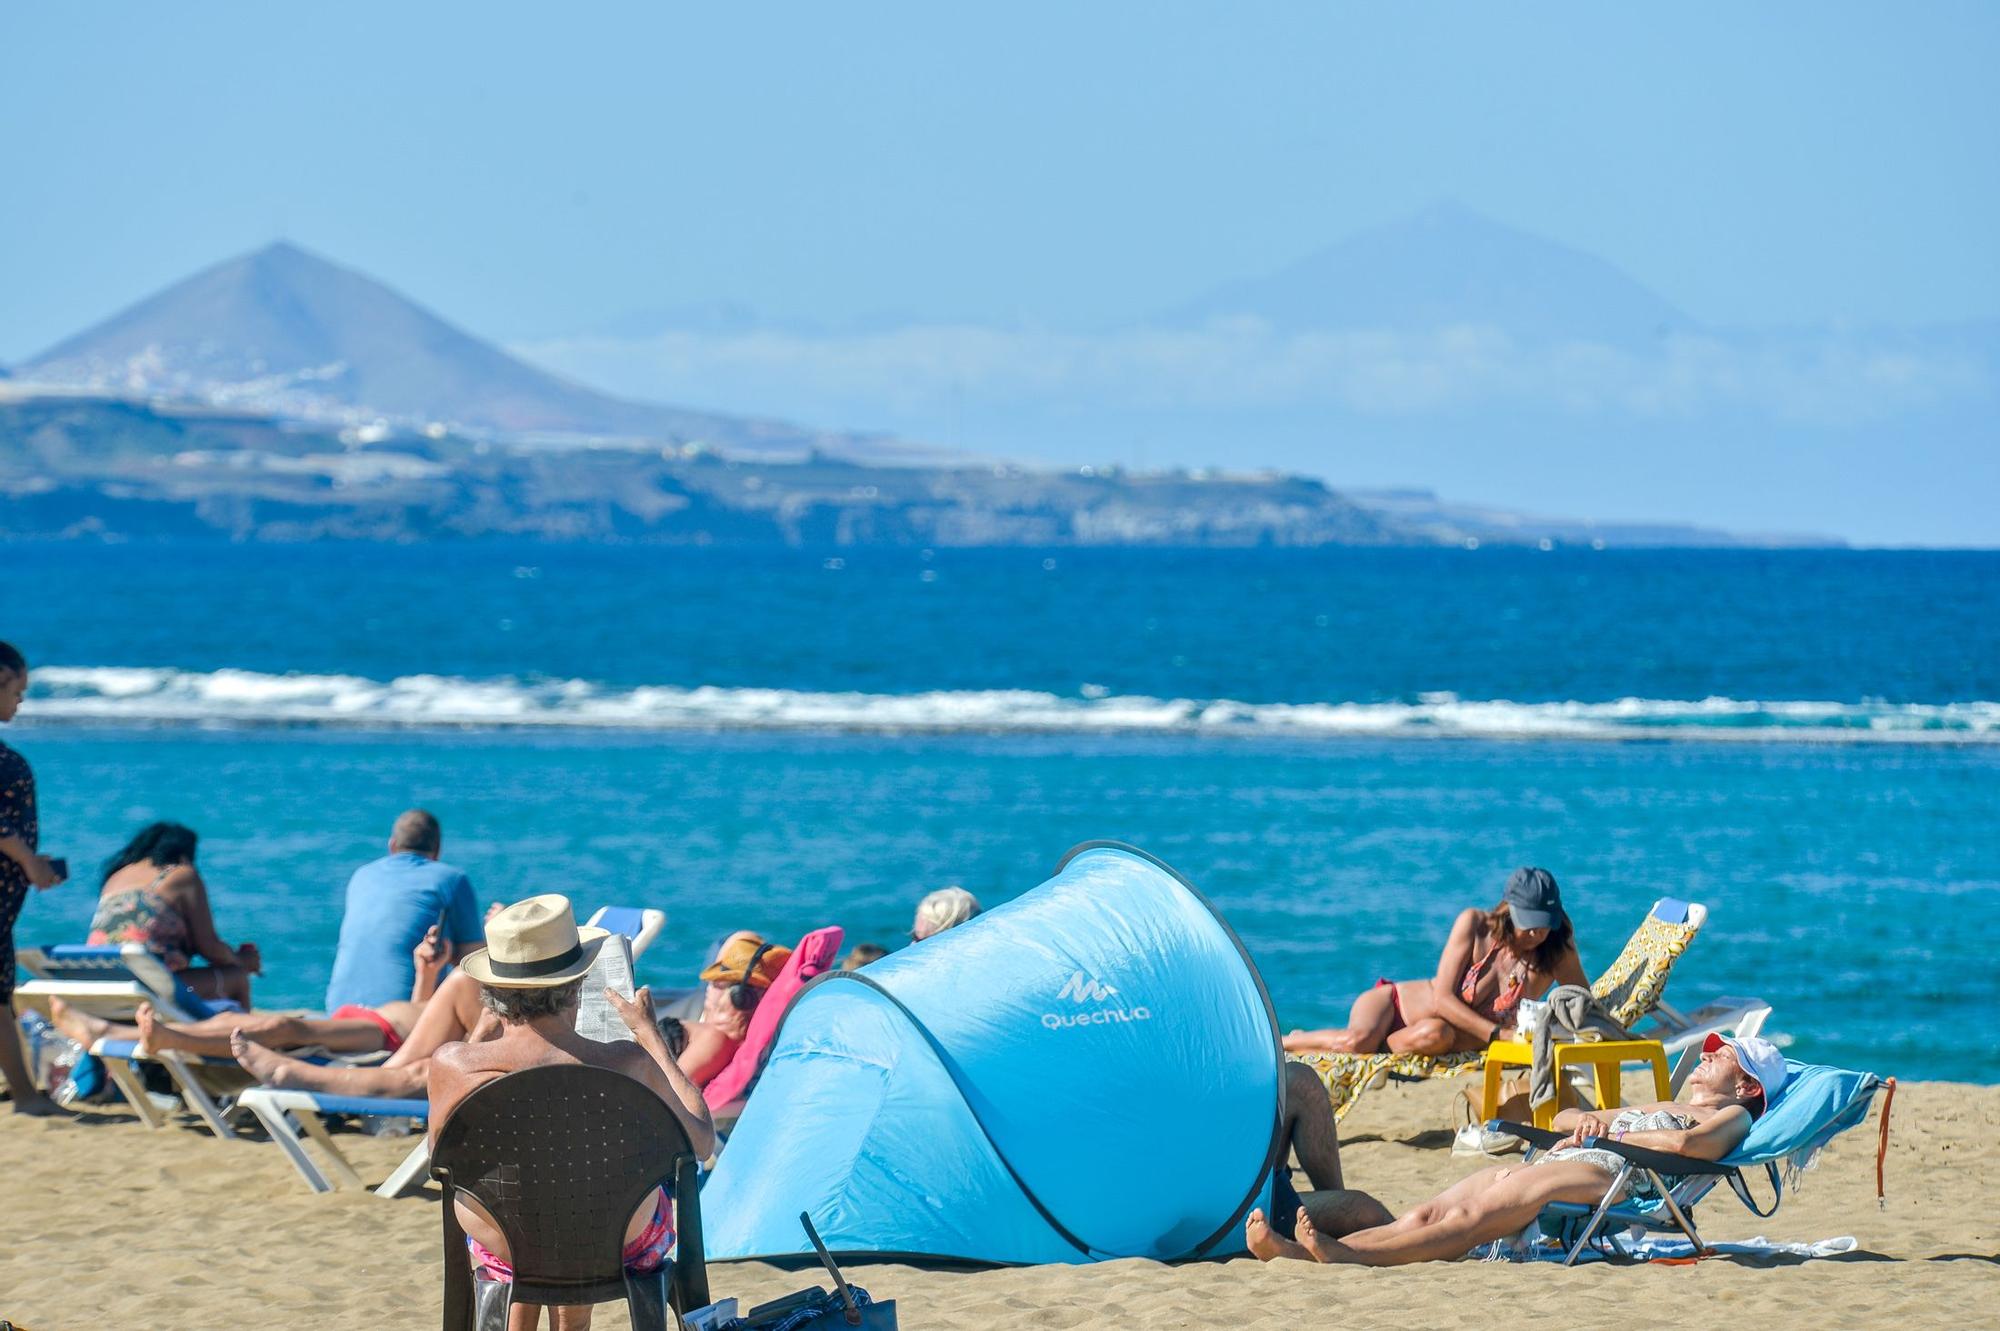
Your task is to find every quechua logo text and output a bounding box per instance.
[1042,970,1152,1030]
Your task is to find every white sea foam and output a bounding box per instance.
[22,667,2000,743]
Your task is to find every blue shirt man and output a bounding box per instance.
[324,809,483,1011]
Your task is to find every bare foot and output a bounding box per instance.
[48,997,113,1048]
[231,1030,296,1087]
[1296,1208,1364,1265]
[134,1002,167,1056]
[1244,1208,1316,1263]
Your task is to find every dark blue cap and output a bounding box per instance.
[1504,866,1564,931]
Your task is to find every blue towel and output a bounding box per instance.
[1723,1059,1882,1172]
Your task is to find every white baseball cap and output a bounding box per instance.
[1704,1031,1788,1106]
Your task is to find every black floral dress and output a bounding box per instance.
[0,738,37,1003]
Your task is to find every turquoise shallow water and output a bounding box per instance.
[7,543,1996,1081]
[10,726,1995,1082]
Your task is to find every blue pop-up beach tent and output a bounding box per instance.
[700,842,1286,1264]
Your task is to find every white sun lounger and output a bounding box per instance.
[235,1087,433,1195]
[14,942,256,1135]
[15,908,668,1136]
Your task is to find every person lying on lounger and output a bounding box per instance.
[430,894,714,1331]
[1282,867,1586,1056]
[676,930,790,1087]
[49,923,461,1063]
[1247,1033,1783,1266]
[190,922,686,1100]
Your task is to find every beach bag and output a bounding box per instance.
[687,1214,898,1331]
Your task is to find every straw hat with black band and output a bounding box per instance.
[458,894,610,988]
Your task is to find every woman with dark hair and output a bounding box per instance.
[87,821,261,1008]
[0,640,70,1115]
[1283,867,1587,1056]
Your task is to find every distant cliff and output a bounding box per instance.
[0,394,1404,546]
[0,393,1834,547]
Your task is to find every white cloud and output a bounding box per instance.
[514,320,1992,433]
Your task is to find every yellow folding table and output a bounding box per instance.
[1479,1036,1672,1129]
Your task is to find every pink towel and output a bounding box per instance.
[703,925,844,1110]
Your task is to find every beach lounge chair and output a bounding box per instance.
[433,1062,710,1330]
[586,905,667,959]
[13,941,252,1135]
[238,904,669,1196]
[235,1087,432,1195]
[1494,1057,1893,1264]
[1292,898,1767,1122]
[15,904,668,1139]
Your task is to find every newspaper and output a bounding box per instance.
[571,933,638,1044]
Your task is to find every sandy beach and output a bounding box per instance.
[2,1070,1990,1330]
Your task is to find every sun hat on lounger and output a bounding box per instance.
[459,894,609,988]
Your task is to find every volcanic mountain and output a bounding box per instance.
[1166,201,1693,344]
[23,242,917,459]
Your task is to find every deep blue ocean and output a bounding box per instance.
[5,544,1997,1081]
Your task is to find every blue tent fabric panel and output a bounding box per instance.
[701,843,1284,1265]
[854,846,1280,1259]
[701,980,1083,1265]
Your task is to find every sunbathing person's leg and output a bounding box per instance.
[1384,1015,1468,1056]
[145,1007,394,1058]
[230,1034,431,1097]
[50,998,399,1059]
[229,971,494,1097]
[1299,1188,1395,1238]
[1282,1061,1348,1189]
[1272,1063,1396,1239]
[1282,982,1401,1054]
[387,969,486,1064]
[1301,1159,1618,1266]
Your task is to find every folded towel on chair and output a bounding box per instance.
[1531,984,1630,1111]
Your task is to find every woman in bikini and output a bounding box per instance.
[1282,867,1587,1056]
[88,822,261,1008]
[1247,1033,1783,1265]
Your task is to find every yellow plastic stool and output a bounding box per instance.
[1479,1037,1672,1129]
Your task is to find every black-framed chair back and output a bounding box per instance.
[431,1062,710,1329]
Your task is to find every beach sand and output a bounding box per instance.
[2,1072,1992,1330]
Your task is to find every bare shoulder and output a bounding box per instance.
[162,864,204,894]
[430,1037,479,1072]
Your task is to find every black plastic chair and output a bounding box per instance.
[432,1063,711,1330]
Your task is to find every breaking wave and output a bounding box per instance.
[20,666,2000,744]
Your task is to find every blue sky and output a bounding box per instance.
[3,4,1996,541]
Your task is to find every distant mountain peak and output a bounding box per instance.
[21,244,929,461]
[1167,204,1692,343]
